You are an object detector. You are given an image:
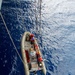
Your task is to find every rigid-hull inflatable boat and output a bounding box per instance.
[21,32,46,75]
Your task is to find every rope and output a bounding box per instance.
[39,0,42,34]
[35,0,38,34]
[0,12,25,65]
[34,0,42,34]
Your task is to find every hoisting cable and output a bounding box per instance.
[35,0,38,34]
[39,0,42,34]
[35,0,42,44]
[35,0,42,34]
[0,12,25,65]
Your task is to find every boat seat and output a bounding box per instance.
[30,62,42,72]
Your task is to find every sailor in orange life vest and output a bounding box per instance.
[36,50,43,67]
[29,34,35,44]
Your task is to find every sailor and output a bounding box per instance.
[36,50,40,57]
[37,56,43,67]
[36,51,42,62]
[30,48,36,57]
[29,34,35,44]
[36,50,43,67]
[30,34,34,39]
[38,57,43,62]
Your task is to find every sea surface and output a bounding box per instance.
[0,0,75,75]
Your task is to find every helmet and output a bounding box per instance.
[30,48,33,51]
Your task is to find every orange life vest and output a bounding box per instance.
[38,57,43,62]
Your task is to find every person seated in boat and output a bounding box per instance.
[30,34,34,39]
[36,50,43,67]
[36,50,40,57]
[38,57,43,62]
[38,57,43,67]
[29,34,35,44]
[29,48,36,59]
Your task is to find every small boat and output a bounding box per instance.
[21,32,46,75]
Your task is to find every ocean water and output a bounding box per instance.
[0,0,75,75]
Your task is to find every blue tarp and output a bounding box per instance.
[0,0,2,10]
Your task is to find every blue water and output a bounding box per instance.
[0,0,75,75]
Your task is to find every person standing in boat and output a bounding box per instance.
[29,34,35,44]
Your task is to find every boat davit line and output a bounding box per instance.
[21,32,46,75]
